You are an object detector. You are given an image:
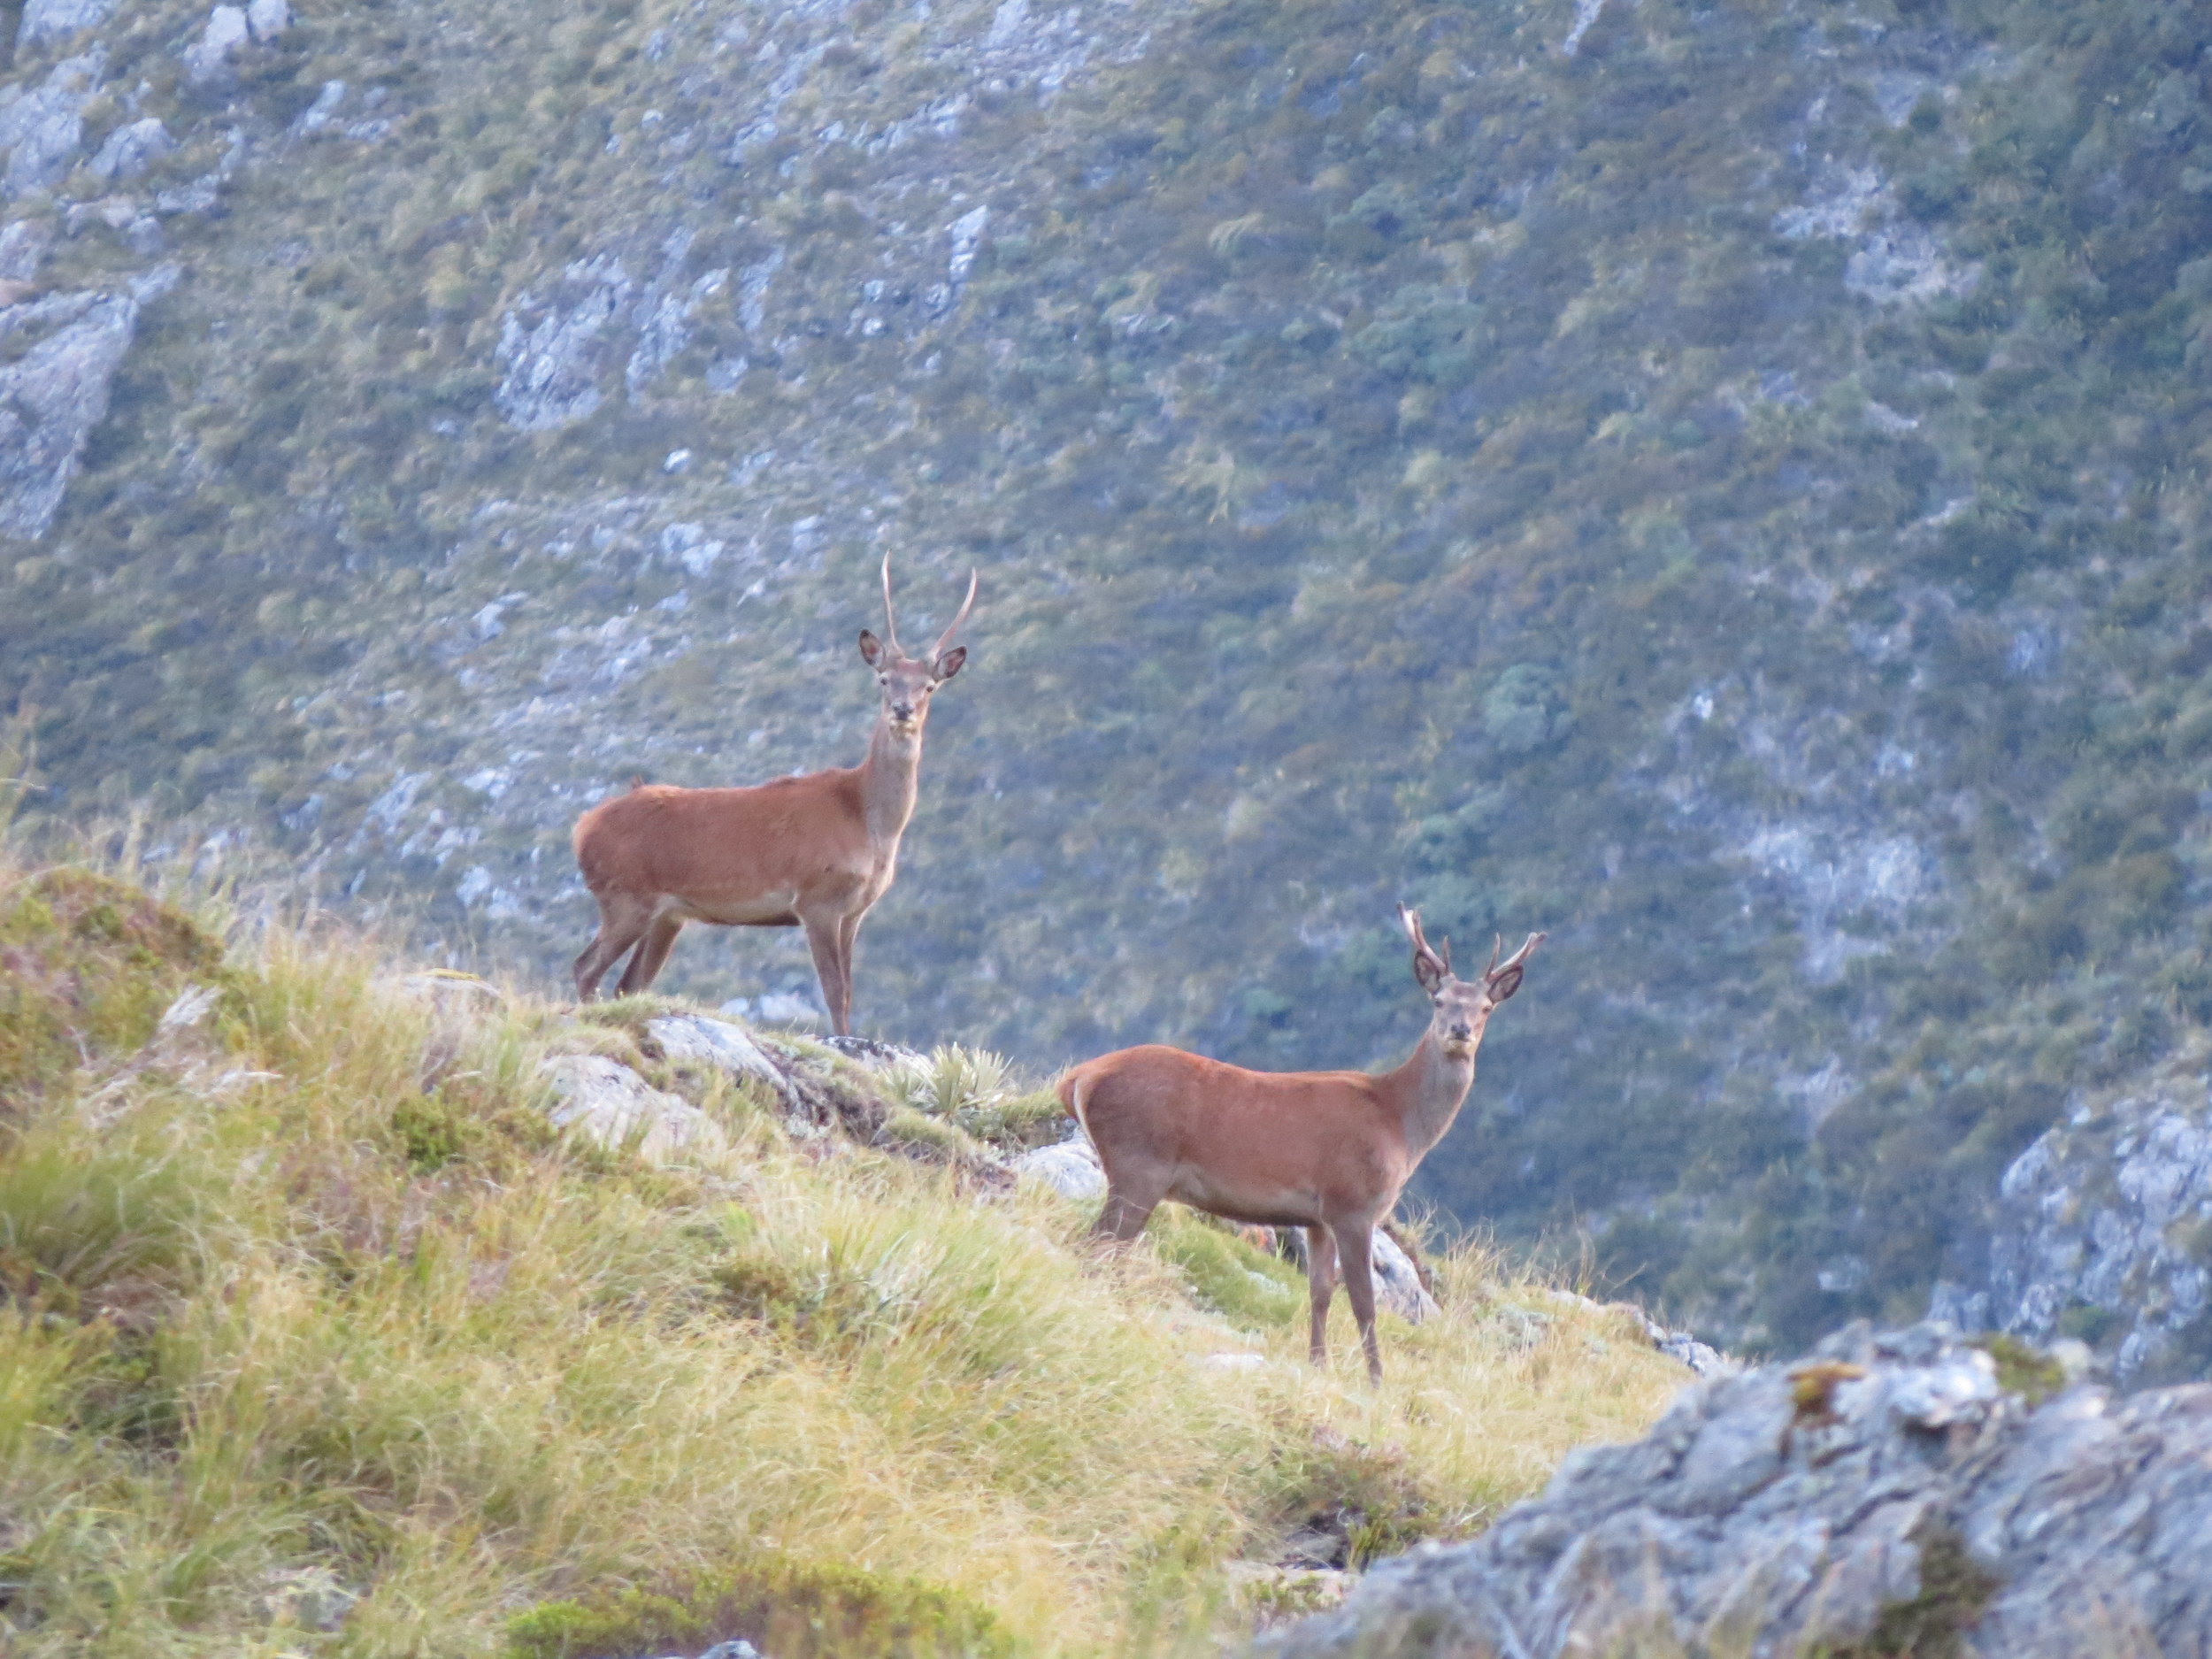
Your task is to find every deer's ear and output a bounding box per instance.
[859,630,887,668]
[1411,951,1448,997]
[933,645,967,681]
[1487,964,1525,1003]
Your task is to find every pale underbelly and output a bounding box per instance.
[1168,1166,1324,1229]
[665,890,802,926]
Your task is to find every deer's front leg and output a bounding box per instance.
[1333,1223,1383,1382]
[802,914,851,1036]
[835,910,864,1033]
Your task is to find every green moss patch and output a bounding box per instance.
[1970,1334,2067,1405]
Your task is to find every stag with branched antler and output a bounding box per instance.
[570,557,977,1034]
[1059,907,1543,1379]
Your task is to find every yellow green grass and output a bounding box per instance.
[0,848,1692,1657]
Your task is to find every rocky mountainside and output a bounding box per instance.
[1933,1034,2212,1386]
[4,0,2212,1358]
[1265,1321,2212,1659]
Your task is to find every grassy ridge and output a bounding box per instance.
[0,846,1689,1657]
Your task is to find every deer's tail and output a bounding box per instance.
[1056,1068,1094,1144]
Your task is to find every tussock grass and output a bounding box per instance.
[0,843,1692,1657]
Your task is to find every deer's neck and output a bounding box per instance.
[857,715,925,848]
[1380,1030,1479,1161]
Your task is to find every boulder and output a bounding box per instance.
[646,1013,796,1110]
[539,1054,725,1161]
[88,118,174,183]
[245,0,288,42]
[1012,1138,1107,1201]
[186,6,251,82]
[1369,1231,1439,1325]
[1261,1322,2212,1659]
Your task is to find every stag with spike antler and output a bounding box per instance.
[570,557,978,1033]
[1059,905,1542,1379]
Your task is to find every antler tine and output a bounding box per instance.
[1396,901,1424,950]
[1397,902,1451,978]
[879,552,903,655]
[1483,933,1502,979]
[929,567,979,664]
[1488,932,1547,980]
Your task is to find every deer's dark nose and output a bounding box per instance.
[892,701,915,721]
[1448,1020,1472,1041]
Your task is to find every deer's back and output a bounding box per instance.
[574,776,871,902]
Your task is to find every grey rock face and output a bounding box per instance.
[0,265,168,541]
[0,218,55,282]
[16,0,112,50]
[0,49,104,197]
[1263,1322,2212,1659]
[495,255,635,430]
[88,118,175,183]
[1933,1074,2212,1384]
[245,0,288,42]
[538,1053,726,1161]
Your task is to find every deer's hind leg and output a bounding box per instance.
[1305,1225,1340,1366]
[574,893,654,1002]
[617,913,683,995]
[1090,1183,1162,1243]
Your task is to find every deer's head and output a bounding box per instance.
[858,557,977,740]
[1397,904,1544,1061]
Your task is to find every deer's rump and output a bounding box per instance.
[572,780,872,919]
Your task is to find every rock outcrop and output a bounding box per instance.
[1931,1058,2212,1385]
[0,46,103,196]
[0,264,176,541]
[1263,1322,2212,1659]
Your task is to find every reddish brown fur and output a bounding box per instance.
[1059,910,1540,1379]
[574,775,873,926]
[569,560,974,1032]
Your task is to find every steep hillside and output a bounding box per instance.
[3,0,2211,1357]
[0,849,1689,1656]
